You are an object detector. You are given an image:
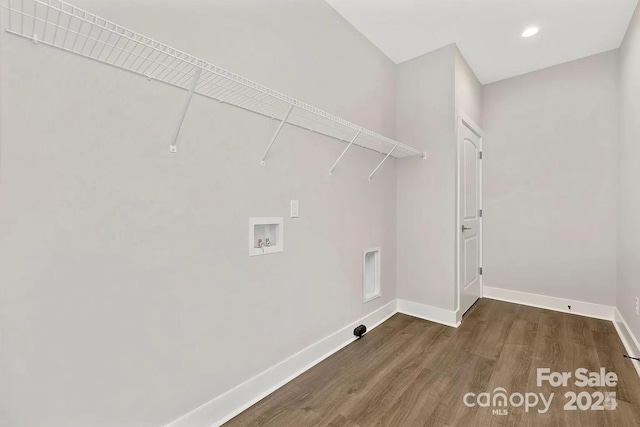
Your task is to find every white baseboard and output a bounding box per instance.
[482,286,614,321]
[164,299,398,427]
[396,298,459,328]
[613,308,640,378]
[164,292,634,426]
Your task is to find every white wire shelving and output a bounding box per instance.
[1,0,427,178]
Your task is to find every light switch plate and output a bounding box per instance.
[290,200,299,218]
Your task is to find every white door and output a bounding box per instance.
[458,118,482,316]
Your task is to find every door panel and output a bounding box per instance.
[464,139,479,220]
[464,235,479,288]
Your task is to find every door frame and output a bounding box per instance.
[455,110,484,324]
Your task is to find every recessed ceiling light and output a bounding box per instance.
[522,26,540,38]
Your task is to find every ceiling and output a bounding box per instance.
[325,0,638,84]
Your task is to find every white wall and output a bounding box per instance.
[455,48,482,126]
[618,4,640,341]
[0,1,399,426]
[395,45,481,318]
[396,45,457,311]
[482,50,619,306]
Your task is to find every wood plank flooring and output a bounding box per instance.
[224,299,640,426]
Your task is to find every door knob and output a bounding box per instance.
[462,225,472,232]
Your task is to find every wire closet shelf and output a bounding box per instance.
[1,0,427,167]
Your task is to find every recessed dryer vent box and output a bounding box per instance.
[249,217,284,256]
[363,247,381,302]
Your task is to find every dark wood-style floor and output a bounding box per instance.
[224,299,640,426]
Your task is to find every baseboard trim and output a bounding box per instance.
[613,308,640,378]
[164,292,633,426]
[164,299,398,427]
[482,286,614,321]
[397,299,459,328]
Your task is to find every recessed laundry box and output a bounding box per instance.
[249,217,283,256]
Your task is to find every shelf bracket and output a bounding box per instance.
[368,144,398,181]
[261,104,294,166]
[169,66,202,153]
[329,130,361,175]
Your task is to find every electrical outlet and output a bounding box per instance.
[635,297,639,317]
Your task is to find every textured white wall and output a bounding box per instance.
[618,4,640,340]
[0,1,399,426]
[396,45,457,310]
[482,50,619,305]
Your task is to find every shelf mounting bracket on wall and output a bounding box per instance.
[169,66,202,153]
[368,144,398,181]
[329,130,361,175]
[261,104,294,166]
